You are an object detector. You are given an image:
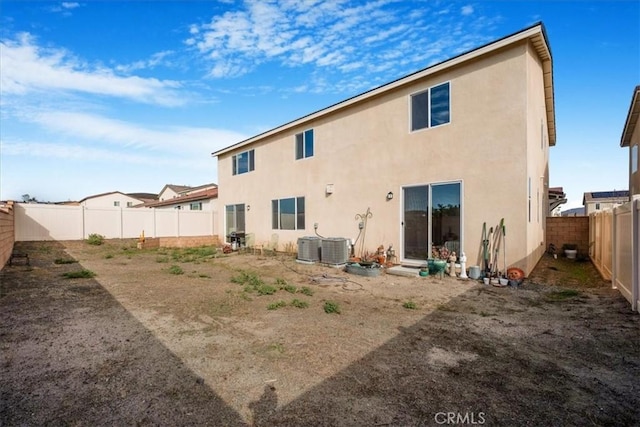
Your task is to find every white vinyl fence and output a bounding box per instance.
[590,196,640,313]
[15,203,217,241]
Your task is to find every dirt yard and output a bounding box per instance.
[1,239,638,426]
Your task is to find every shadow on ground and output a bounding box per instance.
[2,242,638,426]
[1,241,245,426]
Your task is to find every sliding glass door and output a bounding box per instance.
[403,182,461,262]
[225,204,245,238]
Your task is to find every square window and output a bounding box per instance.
[272,197,305,230]
[232,149,255,175]
[295,129,314,159]
[410,82,450,131]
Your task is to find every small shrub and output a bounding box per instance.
[267,300,287,310]
[104,254,114,259]
[86,233,105,246]
[62,269,96,279]
[324,301,341,314]
[156,256,169,263]
[257,284,277,295]
[402,301,417,310]
[54,258,76,264]
[546,289,580,301]
[283,284,298,294]
[290,299,309,309]
[299,286,314,296]
[268,343,285,353]
[231,271,263,287]
[168,265,184,275]
[198,273,211,278]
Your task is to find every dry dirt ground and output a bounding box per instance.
[1,240,638,426]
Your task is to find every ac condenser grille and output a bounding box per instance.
[297,237,321,262]
[321,238,349,265]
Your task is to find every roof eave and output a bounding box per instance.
[621,85,640,147]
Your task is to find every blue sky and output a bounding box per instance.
[1,0,638,208]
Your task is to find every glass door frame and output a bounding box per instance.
[401,180,463,266]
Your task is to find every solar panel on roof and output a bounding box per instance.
[591,191,629,199]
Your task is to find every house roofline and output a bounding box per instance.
[140,188,218,208]
[212,22,555,157]
[621,85,640,147]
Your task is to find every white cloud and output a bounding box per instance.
[187,0,495,96]
[461,5,474,16]
[62,2,80,9]
[0,33,186,107]
[21,110,246,155]
[115,50,175,73]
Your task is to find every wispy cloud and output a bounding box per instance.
[19,110,247,155]
[0,33,186,106]
[115,50,176,73]
[186,0,498,94]
[48,2,82,15]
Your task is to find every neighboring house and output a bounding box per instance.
[561,207,586,217]
[582,191,630,215]
[141,187,218,211]
[157,183,217,202]
[79,191,153,208]
[621,85,639,197]
[212,22,556,276]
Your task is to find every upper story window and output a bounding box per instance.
[127,202,133,207]
[410,82,450,131]
[272,197,305,230]
[632,145,638,174]
[114,201,120,207]
[232,149,255,175]
[295,129,314,160]
[190,202,202,211]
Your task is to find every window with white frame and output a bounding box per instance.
[190,202,202,211]
[295,129,314,160]
[114,201,120,207]
[232,149,255,175]
[410,82,450,131]
[632,145,638,174]
[127,201,133,207]
[272,197,305,230]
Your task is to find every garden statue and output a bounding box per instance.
[448,251,457,277]
[459,252,468,279]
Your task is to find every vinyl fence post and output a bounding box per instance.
[612,208,617,290]
[633,198,639,312]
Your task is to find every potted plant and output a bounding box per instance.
[562,243,578,260]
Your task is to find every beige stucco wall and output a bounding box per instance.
[216,39,551,276]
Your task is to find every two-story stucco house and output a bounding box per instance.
[212,22,556,276]
[621,85,639,197]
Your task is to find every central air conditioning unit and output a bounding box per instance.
[321,238,349,265]
[297,236,321,262]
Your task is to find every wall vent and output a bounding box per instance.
[297,236,321,262]
[321,238,349,265]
